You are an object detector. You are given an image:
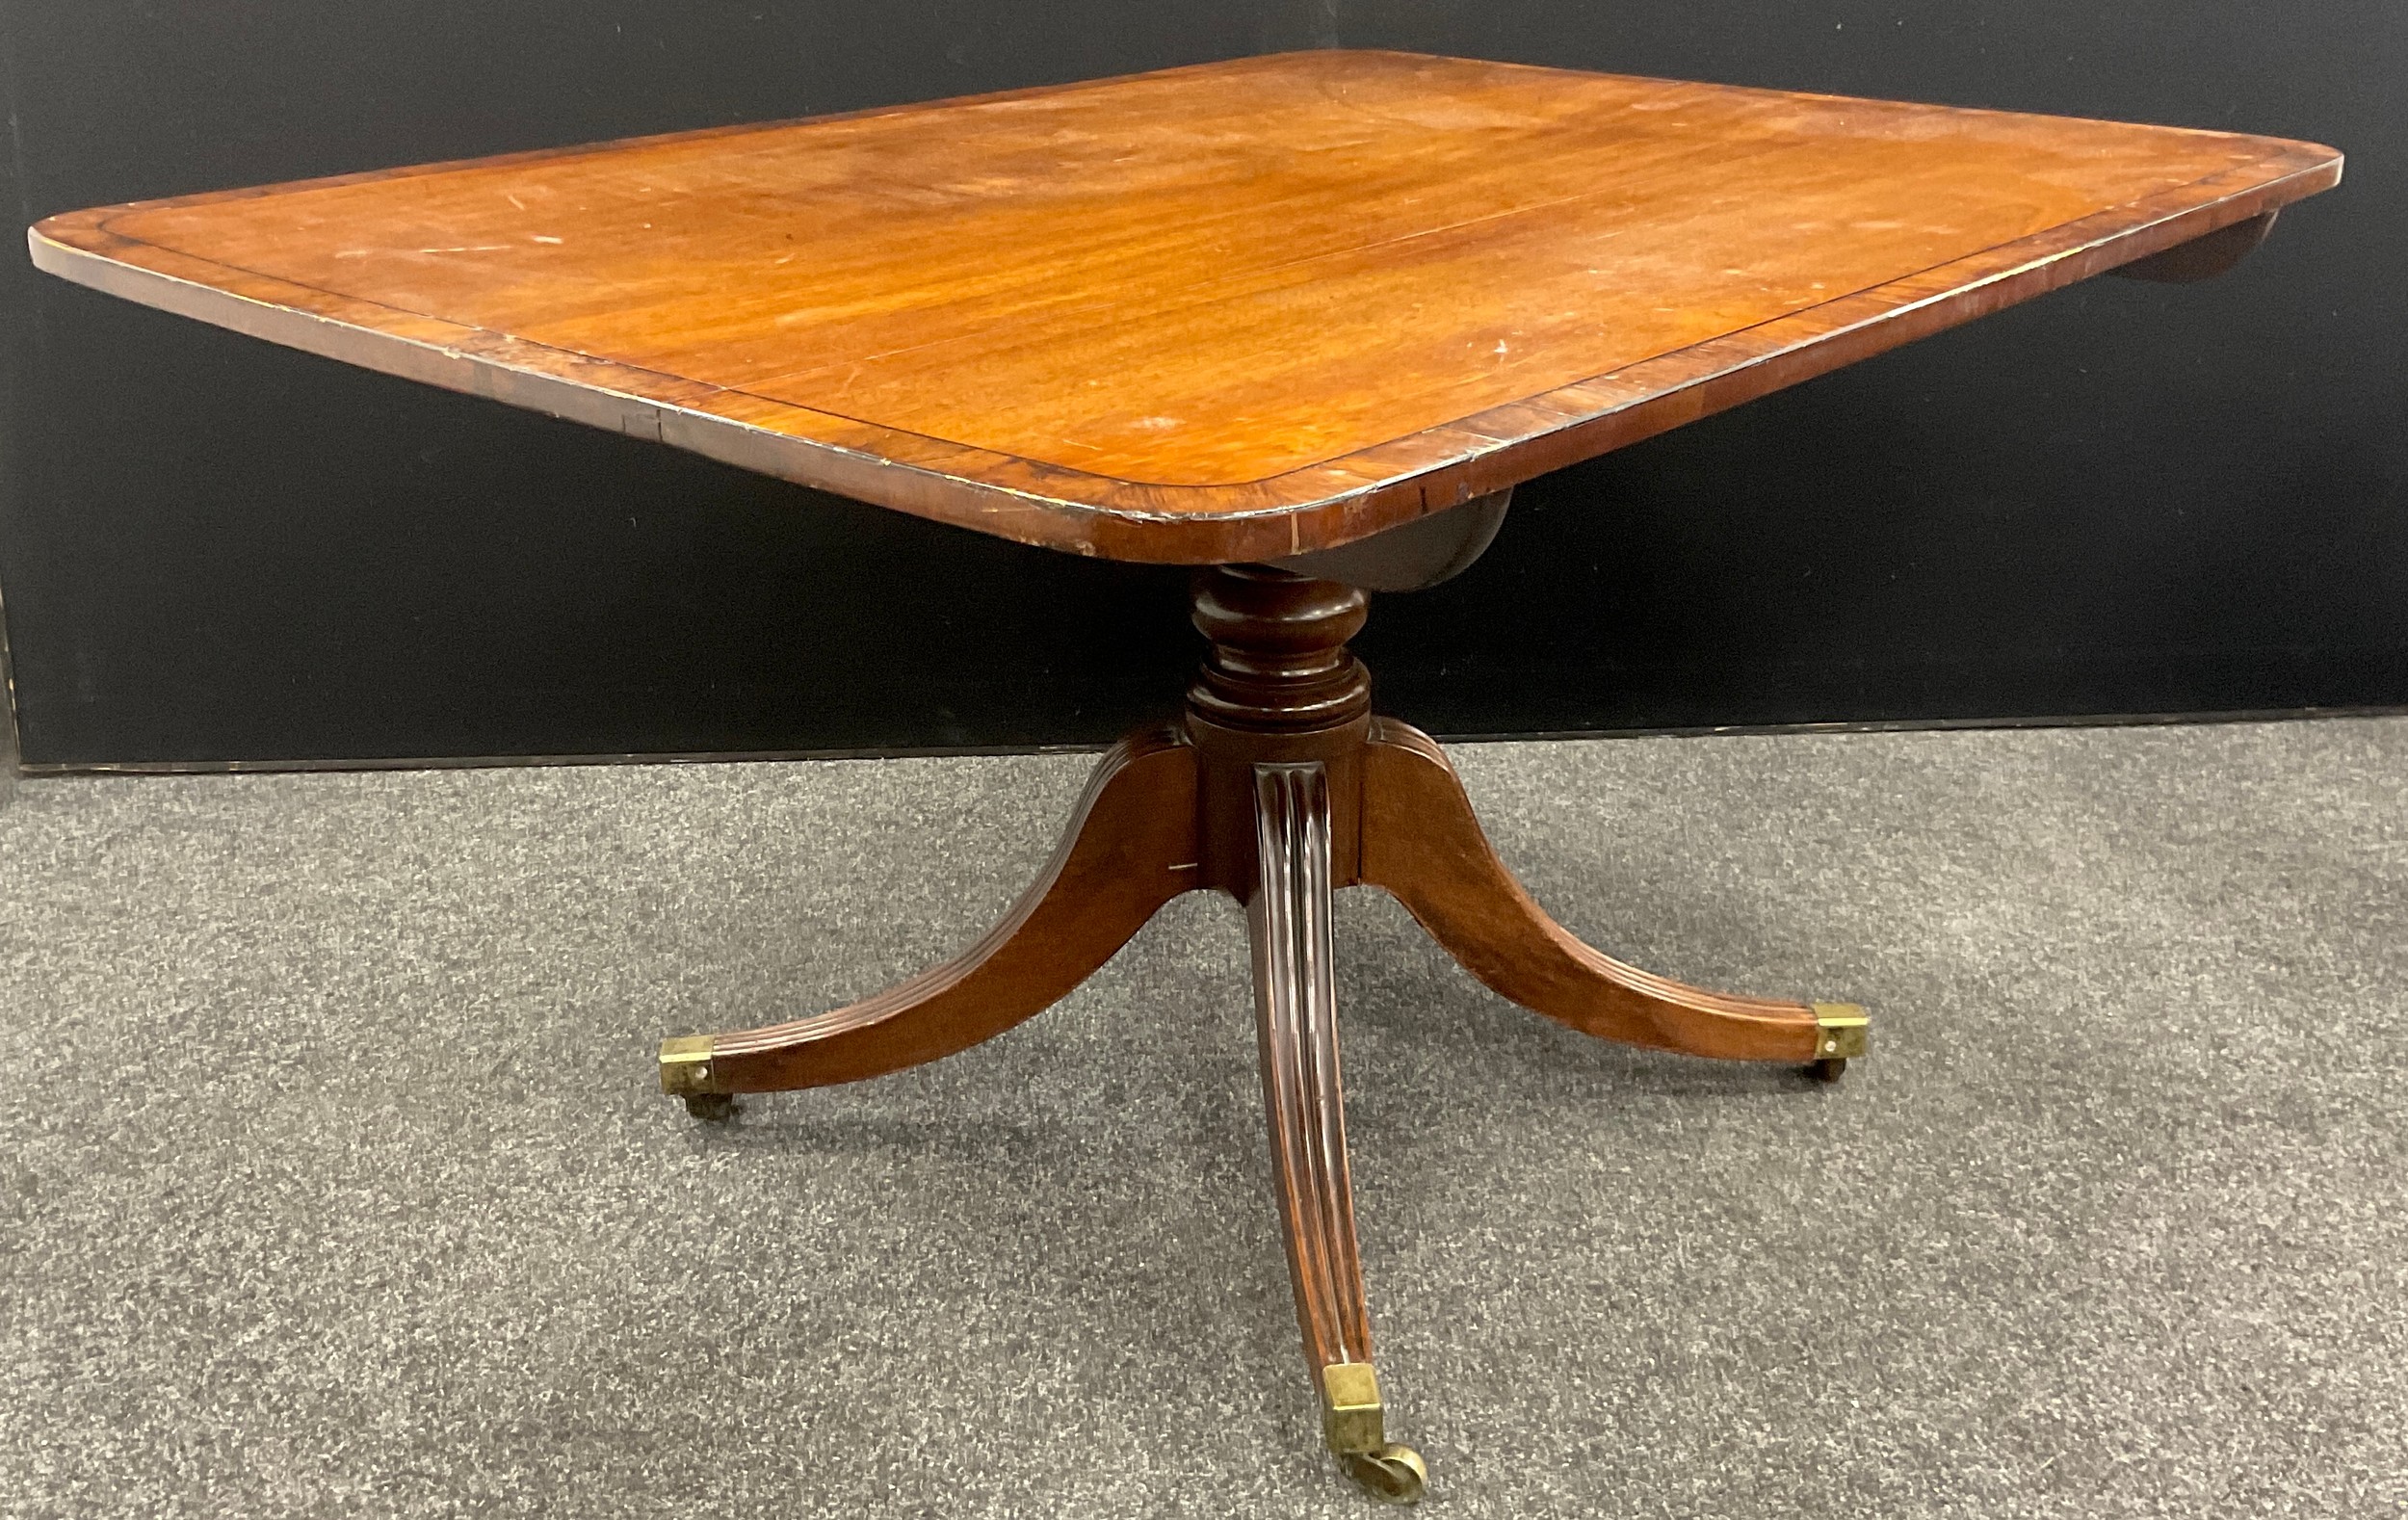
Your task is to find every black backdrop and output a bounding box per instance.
[0,2,2399,768]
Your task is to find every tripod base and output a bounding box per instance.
[659,565,1869,1502]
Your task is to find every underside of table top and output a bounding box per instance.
[31,50,2340,563]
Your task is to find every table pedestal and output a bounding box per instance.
[660,564,1868,1503]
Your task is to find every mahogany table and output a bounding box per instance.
[34,50,2340,1503]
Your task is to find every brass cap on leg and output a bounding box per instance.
[1321,1363,1426,1503]
[659,1034,720,1096]
[1811,1003,1870,1061]
[1321,1362,1385,1455]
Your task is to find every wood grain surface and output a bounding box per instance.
[1249,761,1379,1379]
[702,722,1199,1091]
[31,50,2341,562]
[1360,717,1827,1062]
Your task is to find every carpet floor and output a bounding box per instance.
[2,719,2402,1518]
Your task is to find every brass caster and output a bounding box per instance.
[661,1035,736,1120]
[1339,1444,1427,1504]
[1808,1002,1868,1085]
[1321,1364,1424,1503]
[682,1091,739,1124]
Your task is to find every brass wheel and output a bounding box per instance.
[682,1092,739,1123]
[1339,1443,1426,1504]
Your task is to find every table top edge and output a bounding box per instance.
[25,58,2346,564]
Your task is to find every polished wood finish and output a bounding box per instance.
[1187,566,1374,899]
[2112,209,2281,284]
[39,48,2338,1498]
[664,569,1851,1493]
[673,569,1837,1084]
[1249,755,1428,1498]
[30,51,2339,563]
[1361,718,1824,1062]
[1250,761,1376,1376]
[1274,489,1513,592]
[699,723,1197,1092]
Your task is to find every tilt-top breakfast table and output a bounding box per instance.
[34,49,2340,1502]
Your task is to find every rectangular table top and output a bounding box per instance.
[33,50,2340,563]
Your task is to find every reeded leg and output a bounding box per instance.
[1359,719,1868,1071]
[659,723,1199,1111]
[1251,761,1426,1504]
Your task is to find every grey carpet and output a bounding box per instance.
[2,719,2403,1519]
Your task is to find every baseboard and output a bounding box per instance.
[0,599,18,808]
[16,704,2406,779]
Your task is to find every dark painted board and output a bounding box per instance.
[1,2,2400,766]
